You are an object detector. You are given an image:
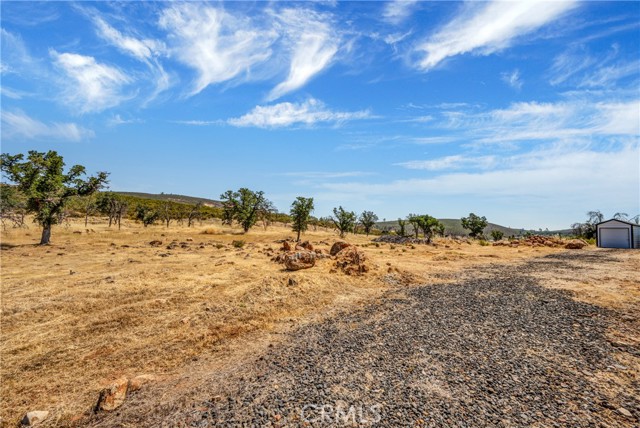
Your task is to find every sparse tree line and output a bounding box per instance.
[6,150,624,246]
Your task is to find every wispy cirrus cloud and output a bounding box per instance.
[1,110,94,141]
[228,98,371,128]
[91,15,170,102]
[396,155,497,171]
[550,44,639,89]
[382,0,419,25]
[50,50,132,113]
[158,3,275,96]
[415,0,577,70]
[501,69,523,90]
[267,8,339,101]
[1,28,37,75]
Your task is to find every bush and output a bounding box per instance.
[232,240,245,248]
[479,240,490,246]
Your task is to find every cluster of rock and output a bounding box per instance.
[372,235,432,245]
[272,240,368,275]
[493,235,588,249]
[19,375,156,426]
[94,374,156,412]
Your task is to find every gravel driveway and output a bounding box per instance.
[174,251,638,427]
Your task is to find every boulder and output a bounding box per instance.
[21,411,49,426]
[335,246,368,275]
[565,239,587,249]
[282,241,293,251]
[330,241,351,256]
[299,241,314,251]
[95,376,128,412]
[284,251,316,271]
[128,374,156,392]
[149,240,162,246]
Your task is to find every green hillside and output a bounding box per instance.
[115,192,223,208]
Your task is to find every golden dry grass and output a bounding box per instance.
[0,217,635,426]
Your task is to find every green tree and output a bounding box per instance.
[332,206,356,238]
[359,210,378,236]
[187,202,202,227]
[135,205,158,227]
[96,192,128,229]
[461,213,488,239]
[491,230,504,241]
[1,151,108,244]
[219,188,270,233]
[571,210,604,239]
[407,214,420,238]
[397,218,407,237]
[0,184,27,229]
[415,214,442,243]
[290,197,315,241]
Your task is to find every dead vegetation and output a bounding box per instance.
[1,217,635,426]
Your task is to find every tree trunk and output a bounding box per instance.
[296,230,301,242]
[40,224,52,245]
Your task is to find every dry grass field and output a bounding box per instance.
[1,218,638,426]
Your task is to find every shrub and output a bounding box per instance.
[479,240,490,246]
[232,240,245,248]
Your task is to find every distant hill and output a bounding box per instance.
[376,218,570,237]
[114,192,223,208]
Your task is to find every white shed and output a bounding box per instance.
[596,219,640,249]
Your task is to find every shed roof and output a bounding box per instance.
[596,219,639,227]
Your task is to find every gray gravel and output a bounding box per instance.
[177,251,638,427]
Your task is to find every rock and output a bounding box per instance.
[288,278,298,286]
[330,241,351,256]
[299,241,314,251]
[128,374,156,392]
[95,376,128,412]
[617,407,633,418]
[565,239,587,249]
[149,240,162,247]
[282,241,293,251]
[186,238,193,242]
[284,251,316,271]
[21,411,49,426]
[335,246,368,275]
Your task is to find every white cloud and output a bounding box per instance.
[319,144,639,203]
[501,69,523,90]
[50,50,131,113]
[1,28,37,75]
[158,3,275,96]
[383,0,419,25]
[397,155,497,171]
[107,114,143,127]
[550,44,639,89]
[93,16,164,61]
[1,110,94,141]
[267,8,339,101]
[91,15,170,102]
[416,0,577,70]
[171,119,223,126]
[437,99,640,146]
[228,98,371,128]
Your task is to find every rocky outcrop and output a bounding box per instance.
[20,411,49,426]
[95,376,128,412]
[334,246,368,275]
[284,251,316,271]
[330,241,351,256]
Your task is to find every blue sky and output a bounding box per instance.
[1,1,639,230]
